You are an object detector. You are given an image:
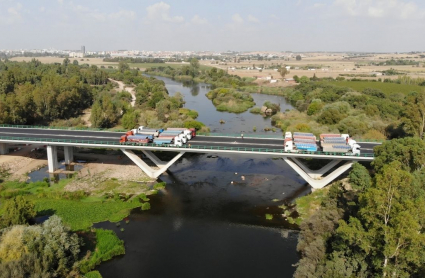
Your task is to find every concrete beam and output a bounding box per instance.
[47,145,59,173]
[0,143,8,155]
[64,146,74,165]
[121,149,185,179]
[291,158,341,179]
[284,158,353,189]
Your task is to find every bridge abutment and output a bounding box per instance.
[284,158,353,189]
[47,145,59,173]
[121,149,185,179]
[0,143,8,155]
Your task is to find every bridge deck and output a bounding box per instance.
[0,127,376,161]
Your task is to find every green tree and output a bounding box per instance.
[336,161,425,277]
[401,91,425,138]
[118,61,130,73]
[296,55,302,61]
[299,76,309,84]
[0,196,36,228]
[121,110,139,130]
[279,67,289,79]
[348,163,371,190]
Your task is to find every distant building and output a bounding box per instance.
[81,46,85,55]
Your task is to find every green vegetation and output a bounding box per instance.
[274,79,425,139]
[333,80,423,95]
[85,271,103,278]
[34,197,143,231]
[80,229,125,273]
[0,196,35,228]
[206,88,255,113]
[265,214,273,220]
[295,138,425,277]
[0,59,108,125]
[249,107,262,114]
[0,215,81,277]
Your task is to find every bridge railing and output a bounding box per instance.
[0,124,127,133]
[0,135,375,158]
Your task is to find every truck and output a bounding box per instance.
[153,136,183,147]
[120,135,151,144]
[166,128,196,139]
[320,134,361,155]
[284,132,318,152]
[159,130,188,143]
[131,126,164,137]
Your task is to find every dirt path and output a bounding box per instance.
[109,78,136,107]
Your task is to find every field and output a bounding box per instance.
[200,52,425,82]
[9,57,212,71]
[330,80,425,95]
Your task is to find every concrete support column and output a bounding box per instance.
[47,145,58,173]
[64,146,74,165]
[121,149,185,179]
[284,158,353,189]
[0,143,8,155]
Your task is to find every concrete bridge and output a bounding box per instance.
[0,126,378,189]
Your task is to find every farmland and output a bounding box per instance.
[330,80,424,95]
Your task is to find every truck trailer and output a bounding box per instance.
[320,134,361,155]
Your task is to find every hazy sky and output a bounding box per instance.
[1,0,424,52]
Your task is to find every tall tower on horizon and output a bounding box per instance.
[81,46,85,54]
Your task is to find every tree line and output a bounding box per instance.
[0,59,108,125]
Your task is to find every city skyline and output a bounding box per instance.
[1,0,425,52]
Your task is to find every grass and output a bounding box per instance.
[265,214,273,220]
[84,271,102,278]
[32,197,143,231]
[331,80,424,95]
[293,187,329,225]
[80,229,125,273]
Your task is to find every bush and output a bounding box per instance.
[249,107,262,114]
[184,120,205,130]
[0,196,36,228]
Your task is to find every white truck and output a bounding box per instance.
[284,132,318,152]
[132,126,163,137]
[320,134,361,155]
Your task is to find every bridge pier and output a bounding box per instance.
[284,158,353,189]
[64,146,74,165]
[121,149,185,179]
[47,145,59,173]
[0,143,8,155]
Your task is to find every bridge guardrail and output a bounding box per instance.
[0,124,127,133]
[0,135,375,158]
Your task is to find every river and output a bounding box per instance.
[149,75,293,135]
[96,77,306,277]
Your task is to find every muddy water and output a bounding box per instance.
[96,153,308,278]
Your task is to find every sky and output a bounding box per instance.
[0,0,425,52]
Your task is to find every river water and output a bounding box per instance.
[150,76,293,135]
[96,77,306,277]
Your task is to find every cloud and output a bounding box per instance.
[312,3,325,8]
[248,15,259,23]
[270,14,279,20]
[0,2,23,25]
[191,15,207,24]
[232,13,243,23]
[146,2,184,23]
[333,0,424,19]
